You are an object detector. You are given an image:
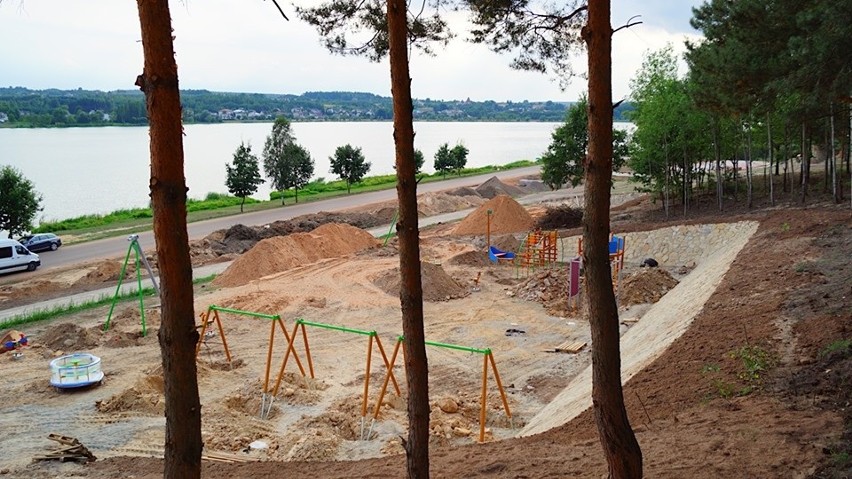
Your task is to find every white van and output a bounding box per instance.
[0,238,41,274]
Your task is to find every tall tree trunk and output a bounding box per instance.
[135,1,202,478]
[583,1,642,476]
[746,122,753,209]
[682,146,688,216]
[713,120,723,211]
[801,123,810,204]
[663,138,670,219]
[831,103,838,203]
[767,113,774,206]
[387,0,429,477]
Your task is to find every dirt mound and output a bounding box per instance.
[417,192,485,217]
[96,372,165,415]
[618,268,680,306]
[444,186,480,197]
[373,262,470,302]
[491,234,521,253]
[537,205,583,230]
[453,195,535,236]
[39,323,101,351]
[513,268,574,317]
[214,223,379,287]
[190,211,392,266]
[447,250,491,267]
[475,176,525,199]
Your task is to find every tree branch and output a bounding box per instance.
[612,15,642,34]
[268,0,289,21]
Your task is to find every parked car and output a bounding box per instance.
[0,238,40,273]
[18,233,62,252]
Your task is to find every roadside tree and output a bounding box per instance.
[0,165,43,237]
[226,142,264,212]
[433,143,454,178]
[329,144,371,193]
[391,148,424,174]
[450,143,469,176]
[262,117,314,204]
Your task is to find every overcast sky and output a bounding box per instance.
[0,1,703,102]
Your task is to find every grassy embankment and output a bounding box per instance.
[0,274,217,329]
[34,161,539,243]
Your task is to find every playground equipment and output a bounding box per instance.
[577,234,626,291]
[567,256,583,312]
[49,353,104,389]
[516,229,560,276]
[2,330,28,358]
[195,305,307,419]
[488,245,515,264]
[372,336,512,443]
[103,234,160,336]
[271,318,400,439]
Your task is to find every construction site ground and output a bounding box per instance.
[1,175,850,479]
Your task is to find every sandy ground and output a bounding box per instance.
[1,175,850,478]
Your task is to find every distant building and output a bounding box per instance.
[0,112,8,123]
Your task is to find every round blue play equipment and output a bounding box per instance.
[49,353,104,389]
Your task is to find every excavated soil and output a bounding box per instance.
[618,267,680,307]
[214,223,379,287]
[372,262,471,302]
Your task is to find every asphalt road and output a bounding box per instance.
[23,166,542,273]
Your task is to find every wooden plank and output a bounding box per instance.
[554,341,587,353]
[47,433,80,446]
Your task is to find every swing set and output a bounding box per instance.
[194,305,307,419]
[372,336,512,443]
[269,318,401,440]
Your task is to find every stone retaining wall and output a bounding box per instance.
[556,221,758,268]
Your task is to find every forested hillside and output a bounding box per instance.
[0,87,635,127]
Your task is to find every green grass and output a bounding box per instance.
[41,161,540,244]
[820,339,852,357]
[0,274,217,329]
[34,192,259,234]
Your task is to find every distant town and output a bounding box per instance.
[0,87,634,127]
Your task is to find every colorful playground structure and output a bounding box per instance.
[49,353,104,390]
[194,305,513,443]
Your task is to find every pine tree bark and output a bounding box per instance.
[387,0,429,476]
[135,2,202,478]
[583,1,642,477]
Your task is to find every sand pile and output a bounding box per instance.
[96,372,165,415]
[214,223,379,288]
[453,195,535,236]
[618,268,680,306]
[39,323,101,351]
[475,176,525,199]
[373,262,470,302]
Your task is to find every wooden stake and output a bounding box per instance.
[301,323,315,378]
[263,319,275,394]
[194,311,209,358]
[374,335,401,395]
[214,310,231,362]
[488,352,512,420]
[361,335,374,420]
[373,338,402,420]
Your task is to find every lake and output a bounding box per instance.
[1,121,566,222]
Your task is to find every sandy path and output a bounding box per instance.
[521,221,759,436]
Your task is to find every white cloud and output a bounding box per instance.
[0,0,704,101]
